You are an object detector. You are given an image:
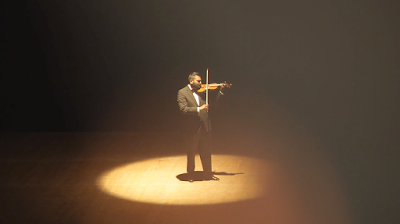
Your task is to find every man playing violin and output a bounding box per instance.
[177,72,226,183]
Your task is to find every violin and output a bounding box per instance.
[197,81,232,93]
[201,69,232,110]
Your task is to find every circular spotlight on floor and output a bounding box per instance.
[97,155,271,205]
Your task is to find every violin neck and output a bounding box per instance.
[207,83,224,87]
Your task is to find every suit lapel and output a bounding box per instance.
[185,86,199,106]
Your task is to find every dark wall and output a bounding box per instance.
[1,1,399,223]
[2,1,399,133]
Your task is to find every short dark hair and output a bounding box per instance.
[188,72,199,83]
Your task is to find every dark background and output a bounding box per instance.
[1,1,399,223]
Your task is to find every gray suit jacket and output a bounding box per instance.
[177,85,222,132]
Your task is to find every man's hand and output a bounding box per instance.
[219,81,228,93]
[199,104,209,111]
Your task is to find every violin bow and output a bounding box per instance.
[206,68,209,111]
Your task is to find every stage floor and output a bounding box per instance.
[0,131,353,224]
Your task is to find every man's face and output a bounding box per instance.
[190,75,202,90]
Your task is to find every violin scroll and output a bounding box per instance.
[220,81,232,89]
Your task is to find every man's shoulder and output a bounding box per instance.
[178,85,189,93]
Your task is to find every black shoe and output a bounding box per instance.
[188,173,194,183]
[204,175,219,181]
[210,176,219,181]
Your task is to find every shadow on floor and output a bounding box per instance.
[176,171,244,182]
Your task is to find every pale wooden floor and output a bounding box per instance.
[0,131,354,224]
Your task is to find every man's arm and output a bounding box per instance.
[177,90,209,115]
[177,90,198,115]
[213,89,225,107]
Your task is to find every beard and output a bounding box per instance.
[190,83,201,91]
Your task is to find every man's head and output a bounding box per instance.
[188,72,202,90]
